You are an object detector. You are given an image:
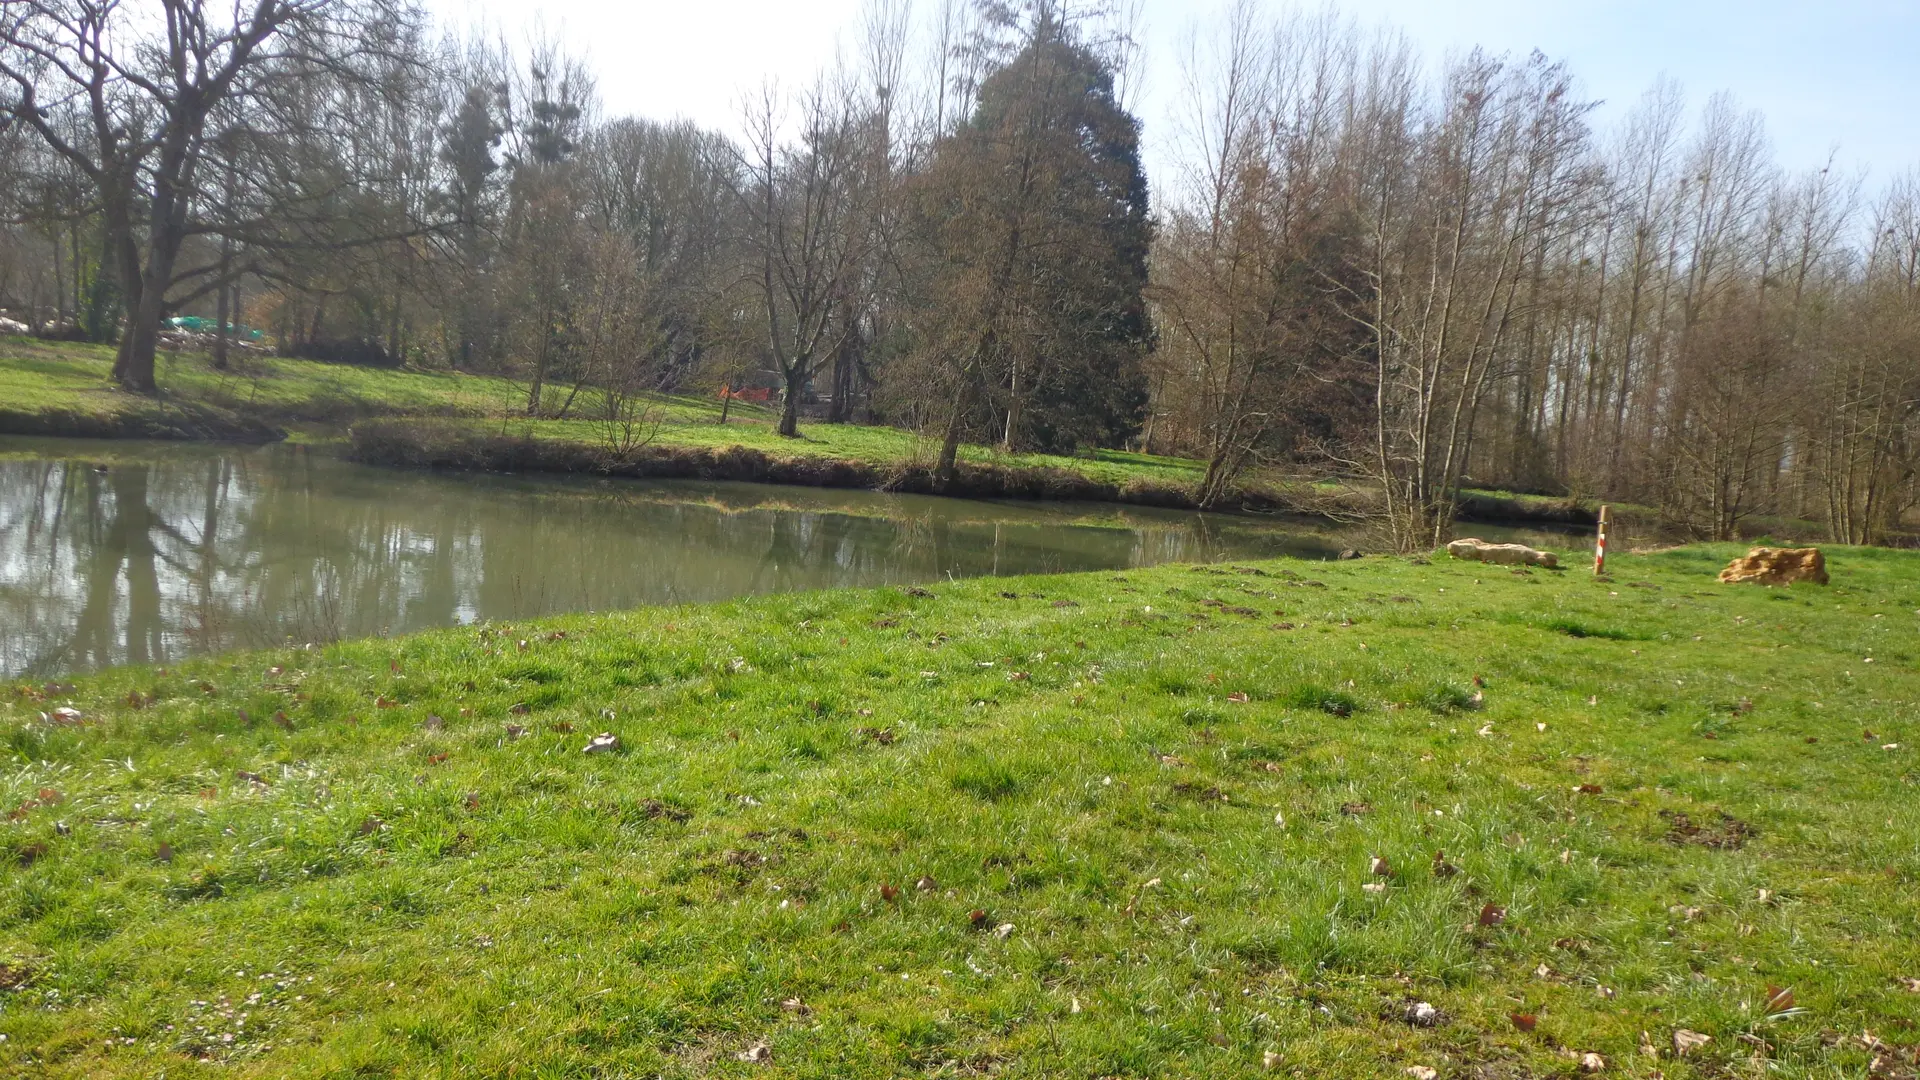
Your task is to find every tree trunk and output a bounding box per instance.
[112,292,162,392]
[937,412,963,490]
[778,368,805,437]
[212,241,233,372]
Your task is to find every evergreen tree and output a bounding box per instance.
[916,4,1152,468]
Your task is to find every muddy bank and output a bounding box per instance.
[1453,490,1599,527]
[348,420,1245,511]
[0,397,283,443]
[347,421,1626,531]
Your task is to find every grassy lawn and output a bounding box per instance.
[0,336,1204,490]
[3,544,1918,1077]
[0,336,564,424]
[484,415,1206,489]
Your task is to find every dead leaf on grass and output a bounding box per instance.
[1672,1029,1711,1057]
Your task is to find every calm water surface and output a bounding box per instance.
[0,436,1391,678]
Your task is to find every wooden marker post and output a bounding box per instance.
[1593,504,1611,576]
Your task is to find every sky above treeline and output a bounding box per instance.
[431,0,1920,195]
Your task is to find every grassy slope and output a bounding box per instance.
[4,545,1919,1078]
[485,416,1205,489]
[0,336,1203,489]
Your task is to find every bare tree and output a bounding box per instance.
[0,0,413,391]
[730,79,873,437]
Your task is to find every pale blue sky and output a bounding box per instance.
[437,0,1920,191]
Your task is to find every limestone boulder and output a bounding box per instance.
[1718,546,1827,586]
[1446,537,1558,569]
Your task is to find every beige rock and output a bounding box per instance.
[1446,538,1559,569]
[1718,546,1828,586]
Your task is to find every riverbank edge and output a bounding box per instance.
[346,417,1223,510]
[345,418,1602,528]
[0,395,285,443]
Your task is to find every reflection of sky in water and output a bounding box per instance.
[0,437,1446,678]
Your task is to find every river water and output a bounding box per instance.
[3,436,1494,678]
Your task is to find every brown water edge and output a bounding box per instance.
[349,419,1611,531]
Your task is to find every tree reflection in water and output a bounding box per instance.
[0,439,1335,678]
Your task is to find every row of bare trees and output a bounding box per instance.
[3,0,1916,544]
[1151,4,1920,545]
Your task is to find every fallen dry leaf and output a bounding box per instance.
[1511,1012,1537,1033]
[1672,1029,1711,1057]
[583,732,620,754]
[736,1043,771,1064]
[915,875,937,892]
[156,843,173,864]
[880,884,900,903]
[1579,1051,1605,1072]
[1227,691,1250,703]
[1574,783,1603,795]
[1371,855,1393,876]
[780,998,809,1015]
[1765,984,1795,1015]
[1405,1068,1437,1080]
[968,909,989,928]
[1363,882,1388,895]
[1263,1050,1283,1071]
[1478,903,1506,927]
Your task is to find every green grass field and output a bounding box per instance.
[0,336,1205,490]
[4,543,1918,1078]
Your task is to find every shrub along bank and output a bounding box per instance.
[2,544,1918,1077]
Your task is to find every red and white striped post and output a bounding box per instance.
[1593,504,1611,576]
